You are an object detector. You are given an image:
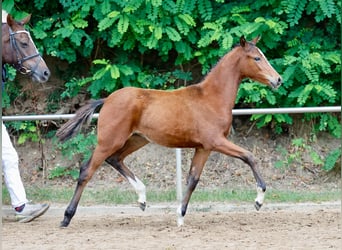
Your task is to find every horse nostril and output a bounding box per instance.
[278,77,282,85]
[44,70,51,77]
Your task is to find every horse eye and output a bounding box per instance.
[254,57,261,61]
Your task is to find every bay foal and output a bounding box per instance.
[57,36,282,227]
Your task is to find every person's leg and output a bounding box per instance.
[2,122,49,222]
[2,122,28,208]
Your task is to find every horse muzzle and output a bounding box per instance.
[270,76,282,89]
[31,67,50,83]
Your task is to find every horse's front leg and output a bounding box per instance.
[213,138,266,210]
[177,148,210,226]
[245,153,266,210]
[240,151,266,210]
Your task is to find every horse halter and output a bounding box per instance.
[8,27,42,75]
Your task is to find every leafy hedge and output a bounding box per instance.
[3,0,341,137]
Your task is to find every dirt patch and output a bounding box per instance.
[2,202,341,249]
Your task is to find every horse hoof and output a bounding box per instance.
[60,221,69,228]
[254,201,262,211]
[139,202,146,211]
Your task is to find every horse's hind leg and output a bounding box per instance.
[106,134,149,210]
[177,148,210,226]
[60,146,110,227]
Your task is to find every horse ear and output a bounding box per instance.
[6,14,31,27]
[6,14,15,26]
[18,14,31,25]
[252,35,261,45]
[240,36,247,47]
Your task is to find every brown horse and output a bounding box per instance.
[2,11,50,82]
[57,36,282,227]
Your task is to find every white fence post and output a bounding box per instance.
[176,148,183,203]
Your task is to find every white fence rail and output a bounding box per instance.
[2,106,341,121]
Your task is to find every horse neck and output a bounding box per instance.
[200,49,242,109]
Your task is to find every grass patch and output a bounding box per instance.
[2,186,340,206]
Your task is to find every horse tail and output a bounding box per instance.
[56,99,105,142]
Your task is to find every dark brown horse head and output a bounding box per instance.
[2,13,50,83]
[237,36,282,89]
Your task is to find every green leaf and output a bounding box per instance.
[198,31,214,47]
[162,0,177,13]
[110,65,120,79]
[93,59,109,65]
[178,14,196,27]
[72,18,88,29]
[297,85,313,105]
[323,147,341,171]
[119,65,134,76]
[118,14,130,34]
[317,0,336,18]
[165,27,181,41]
[123,0,144,12]
[101,0,111,14]
[93,67,108,80]
[54,24,74,38]
[18,134,27,145]
[198,0,213,21]
[98,11,120,31]
[32,26,48,40]
[284,0,308,26]
[70,29,85,46]
[151,0,162,7]
[221,33,233,50]
[264,114,273,123]
[153,25,163,40]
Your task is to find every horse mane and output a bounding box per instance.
[2,10,8,23]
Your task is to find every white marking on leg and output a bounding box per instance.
[177,204,184,227]
[255,186,265,205]
[127,176,146,205]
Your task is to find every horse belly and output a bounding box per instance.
[137,110,201,148]
[137,130,201,148]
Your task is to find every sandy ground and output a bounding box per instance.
[2,202,341,250]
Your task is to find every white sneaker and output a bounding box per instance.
[15,202,49,223]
